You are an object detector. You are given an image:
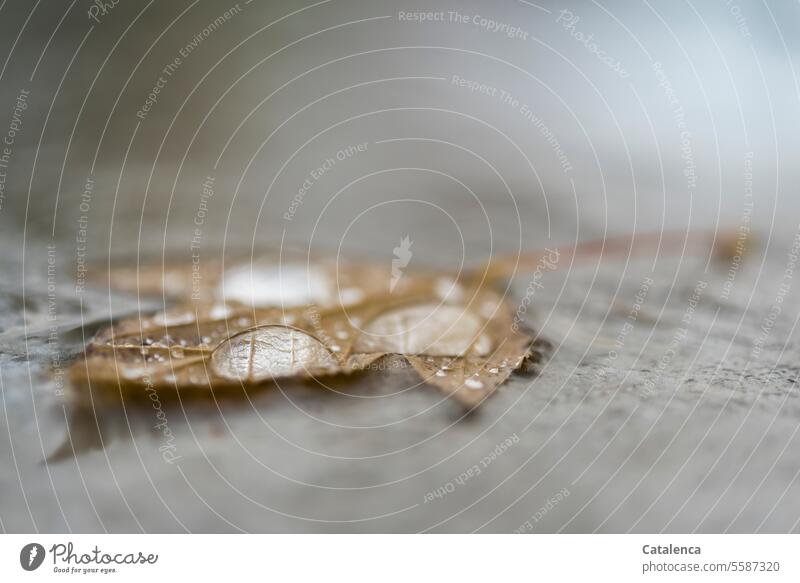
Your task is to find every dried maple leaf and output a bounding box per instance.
[69,229,743,409]
[70,306,373,398]
[68,284,424,396]
[70,269,541,408]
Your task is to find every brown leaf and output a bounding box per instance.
[69,298,391,399]
[73,258,543,408]
[93,303,283,351]
[406,336,532,408]
[95,259,221,298]
[210,325,371,382]
[349,288,536,407]
[102,256,399,309]
[353,303,491,356]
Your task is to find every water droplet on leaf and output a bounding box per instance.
[211,326,339,382]
[354,303,490,356]
[465,378,484,390]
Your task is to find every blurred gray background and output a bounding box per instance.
[1,0,800,533]
[1,0,797,255]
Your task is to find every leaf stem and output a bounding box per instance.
[476,227,735,285]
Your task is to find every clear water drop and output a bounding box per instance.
[465,377,484,390]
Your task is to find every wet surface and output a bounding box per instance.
[2,0,800,533]
[2,240,799,533]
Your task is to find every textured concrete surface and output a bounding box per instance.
[2,0,800,533]
[1,239,799,533]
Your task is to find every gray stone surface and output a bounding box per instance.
[2,0,800,533]
[1,240,799,533]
